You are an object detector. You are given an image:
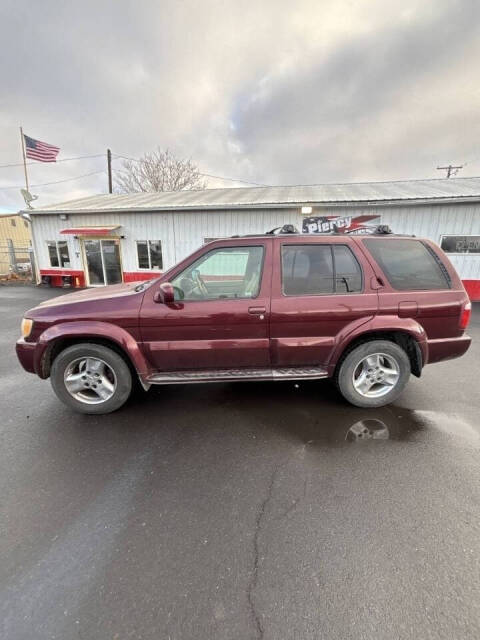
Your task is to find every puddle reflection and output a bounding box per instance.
[338,408,478,444]
[345,418,391,442]
[337,407,426,443]
[295,405,428,445]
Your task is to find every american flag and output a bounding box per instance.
[24,134,60,162]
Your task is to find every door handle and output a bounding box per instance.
[248,306,266,315]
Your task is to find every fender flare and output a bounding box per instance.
[35,321,152,378]
[327,315,428,375]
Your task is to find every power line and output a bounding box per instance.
[112,153,269,187]
[0,153,105,170]
[198,172,268,187]
[112,152,144,162]
[0,169,106,191]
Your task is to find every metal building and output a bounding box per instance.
[0,213,32,277]
[23,176,480,300]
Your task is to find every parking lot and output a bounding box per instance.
[1,285,480,640]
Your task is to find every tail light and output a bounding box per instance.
[459,301,471,330]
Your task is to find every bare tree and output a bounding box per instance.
[115,148,206,193]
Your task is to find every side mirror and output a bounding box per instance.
[153,282,175,304]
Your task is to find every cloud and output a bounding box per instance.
[1,0,479,209]
[229,0,480,183]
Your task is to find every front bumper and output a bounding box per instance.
[426,335,471,365]
[16,338,38,374]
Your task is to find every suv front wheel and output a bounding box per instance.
[335,340,411,408]
[50,343,132,414]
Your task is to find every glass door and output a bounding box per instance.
[102,240,122,284]
[83,239,122,286]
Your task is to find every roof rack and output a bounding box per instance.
[345,224,393,235]
[230,224,416,240]
[266,224,300,235]
[231,224,300,238]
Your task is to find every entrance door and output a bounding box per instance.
[83,239,122,286]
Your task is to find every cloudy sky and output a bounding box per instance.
[1,0,480,210]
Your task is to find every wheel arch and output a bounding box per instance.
[36,321,152,380]
[331,328,425,378]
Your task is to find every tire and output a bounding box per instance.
[50,343,133,414]
[335,340,410,408]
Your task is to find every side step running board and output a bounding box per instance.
[145,366,328,385]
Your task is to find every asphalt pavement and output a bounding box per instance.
[1,285,479,640]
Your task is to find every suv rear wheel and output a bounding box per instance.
[50,343,132,414]
[335,340,410,408]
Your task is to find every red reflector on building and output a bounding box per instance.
[60,226,120,235]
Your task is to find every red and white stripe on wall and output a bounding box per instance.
[122,271,163,283]
[39,269,162,288]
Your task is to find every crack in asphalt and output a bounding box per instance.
[247,447,310,639]
[246,464,280,640]
[278,477,308,520]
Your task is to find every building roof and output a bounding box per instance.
[25,176,480,214]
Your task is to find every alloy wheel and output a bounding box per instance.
[64,357,117,405]
[352,352,400,398]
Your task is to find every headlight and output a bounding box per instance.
[21,318,33,338]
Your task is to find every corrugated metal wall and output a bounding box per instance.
[30,209,297,274]
[30,201,480,280]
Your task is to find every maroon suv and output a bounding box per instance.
[16,230,472,414]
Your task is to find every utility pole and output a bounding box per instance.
[107,148,113,193]
[437,164,463,178]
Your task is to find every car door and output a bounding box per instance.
[139,239,272,371]
[269,237,378,367]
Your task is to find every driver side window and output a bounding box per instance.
[171,245,264,301]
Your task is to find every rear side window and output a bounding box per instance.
[281,244,362,295]
[364,239,450,290]
[333,245,362,293]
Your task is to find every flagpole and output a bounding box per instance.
[19,126,29,191]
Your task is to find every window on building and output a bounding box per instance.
[136,240,163,270]
[171,245,264,301]
[58,241,70,267]
[24,220,28,228]
[137,242,149,269]
[282,244,363,296]
[10,218,16,227]
[47,241,59,267]
[441,235,480,254]
[364,239,450,290]
[149,241,163,269]
[47,240,70,268]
